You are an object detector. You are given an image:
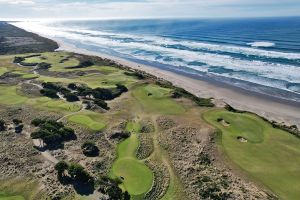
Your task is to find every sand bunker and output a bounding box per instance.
[237,136,248,143]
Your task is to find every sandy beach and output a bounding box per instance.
[53,40,300,127]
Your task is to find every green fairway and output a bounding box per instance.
[68,113,106,131]
[126,121,141,133]
[133,84,185,115]
[12,71,39,79]
[111,134,154,196]
[0,85,28,105]
[28,97,81,113]
[203,109,300,200]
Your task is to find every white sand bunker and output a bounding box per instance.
[237,136,248,143]
[217,118,230,127]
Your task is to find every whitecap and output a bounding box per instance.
[247,41,275,48]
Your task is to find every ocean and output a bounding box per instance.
[12,17,300,102]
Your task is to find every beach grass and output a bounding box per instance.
[203,109,300,200]
[68,113,106,131]
[0,178,40,200]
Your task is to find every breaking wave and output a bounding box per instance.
[11,20,300,96]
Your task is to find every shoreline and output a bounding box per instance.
[55,41,300,127]
[6,21,299,127]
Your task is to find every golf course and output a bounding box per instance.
[203,109,300,200]
[1,46,300,200]
[110,121,154,198]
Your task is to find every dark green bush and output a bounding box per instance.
[55,161,69,177]
[93,99,109,110]
[40,88,59,99]
[31,119,76,147]
[0,120,6,131]
[64,92,79,102]
[81,141,99,157]
[68,163,93,183]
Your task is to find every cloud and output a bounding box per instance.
[0,0,299,19]
[0,0,35,5]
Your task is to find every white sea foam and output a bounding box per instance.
[11,21,300,94]
[247,41,275,48]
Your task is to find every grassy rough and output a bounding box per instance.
[204,109,300,200]
[0,85,28,105]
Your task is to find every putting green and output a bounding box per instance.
[203,109,300,200]
[133,84,185,115]
[111,134,153,196]
[68,114,106,131]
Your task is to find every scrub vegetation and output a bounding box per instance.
[1,24,299,200]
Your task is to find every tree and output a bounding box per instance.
[31,118,45,127]
[116,84,128,93]
[15,124,24,133]
[68,83,77,90]
[37,62,51,70]
[68,163,93,183]
[93,99,109,110]
[64,92,79,102]
[59,127,75,140]
[40,88,59,99]
[55,161,69,177]
[13,119,22,125]
[31,119,75,147]
[81,141,99,157]
[0,120,6,131]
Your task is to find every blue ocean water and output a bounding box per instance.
[13,17,300,101]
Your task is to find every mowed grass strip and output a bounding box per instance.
[126,121,141,133]
[203,109,300,200]
[133,84,185,115]
[111,134,154,196]
[68,114,106,131]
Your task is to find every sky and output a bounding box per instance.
[0,0,300,20]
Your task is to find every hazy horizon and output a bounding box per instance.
[0,0,300,20]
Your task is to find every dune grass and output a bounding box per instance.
[68,113,106,131]
[133,84,185,115]
[0,85,28,105]
[0,67,8,76]
[0,193,24,200]
[203,109,300,200]
[111,134,153,196]
[0,178,40,200]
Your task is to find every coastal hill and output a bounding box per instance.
[0,22,58,55]
[0,22,300,200]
